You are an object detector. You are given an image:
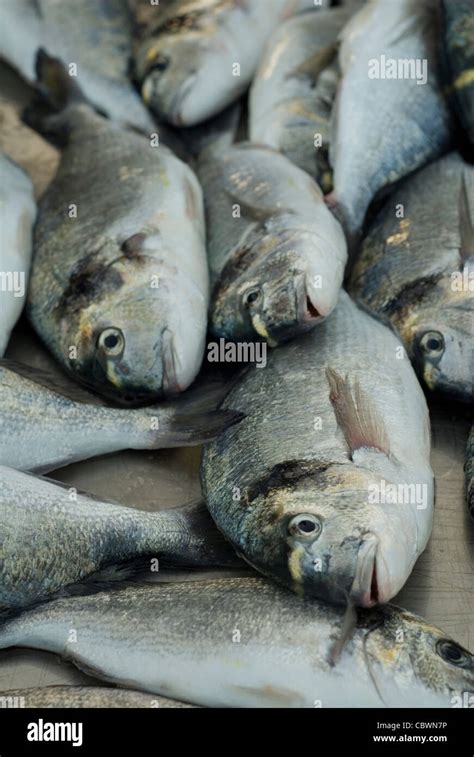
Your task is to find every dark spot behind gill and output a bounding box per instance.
[246,459,332,506]
[54,254,124,317]
[383,274,444,318]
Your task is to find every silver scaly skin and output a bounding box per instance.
[466,427,474,518]
[0,465,240,612]
[0,361,242,472]
[202,291,434,607]
[328,0,453,238]
[0,686,194,708]
[131,0,328,126]
[26,57,209,403]
[0,0,157,134]
[198,143,347,345]
[349,153,474,403]
[0,578,471,707]
[250,8,350,193]
[0,156,36,357]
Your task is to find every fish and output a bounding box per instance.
[349,153,474,403]
[0,155,36,357]
[130,0,328,127]
[250,7,350,194]
[441,0,474,146]
[196,135,347,345]
[0,577,471,707]
[0,360,242,473]
[0,465,242,613]
[201,291,434,607]
[466,426,474,518]
[0,0,157,135]
[26,50,209,404]
[0,686,194,708]
[328,0,453,240]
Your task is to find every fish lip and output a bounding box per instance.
[350,536,380,608]
[169,74,198,126]
[161,328,182,395]
[295,272,324,324]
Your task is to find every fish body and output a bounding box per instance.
[441,0,474,145]
[0,361,241,473]
[250,8,350,193]
[329,0,453,238]
[0,156,36,357]
[466,426,474,518]
[0,577,471,708]
[201,291,434,606]
[0,686,193,708]
[349,153,474,403]
[198,142,347,345]
[0,465,240,612]
[131,0,327,126]
[0,0,156,134]
[26,54,209,403]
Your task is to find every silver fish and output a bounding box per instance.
[0,686,194,708]
[0,465,241,612]
[349,153,474,403]
[26,51,209,403]
[201,291,434,606]
[0,0,156,134]
[328,0,453,239]
[0,156,36,357]
[0,577,471,707]
[0,360,242,473]
[131,0,327,126]
[250,7,350,193]
[197,141,347,345]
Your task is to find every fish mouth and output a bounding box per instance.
[350,536,381,608]
[296,273,324,324]
[161,328,182,395]
[168,74,198,126]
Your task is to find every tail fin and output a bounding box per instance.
[23,48,99,144]
[144,375,244,447]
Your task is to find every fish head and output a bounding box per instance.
[211,231,343,345]
[360,605,474,707]
[59,254,205,403]
[140,32,239,126]
[400,286,474,402]
[238,464,419,607]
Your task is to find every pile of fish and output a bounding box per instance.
[0,0,472,709]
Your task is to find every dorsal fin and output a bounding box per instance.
[326,367,390,457]
[459,171,474,266]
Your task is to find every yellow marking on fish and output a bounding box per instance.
[105,363,123,389]
[454,69,474,90]
[386,219,410,246]
[288,544,305,597]
[251,314,278,348]
[142,78,153,105]
[260,35,289,80]
[145,46,161,64]
[423,363,437,391]
[232,684,303,706]
[119,165,144,182]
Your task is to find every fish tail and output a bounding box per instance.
[22,48,98,144]
[147,407,244,447]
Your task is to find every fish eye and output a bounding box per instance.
[243,288,262,307]
[97,328,124,357]
[419,331,445,357]
[288,514,322,540]
[150,54,170,73]
[436,640,472,668]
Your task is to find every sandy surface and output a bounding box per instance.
[0,61,472,701]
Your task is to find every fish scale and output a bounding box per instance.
[0,578,471,707]
[201,291,433,606]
